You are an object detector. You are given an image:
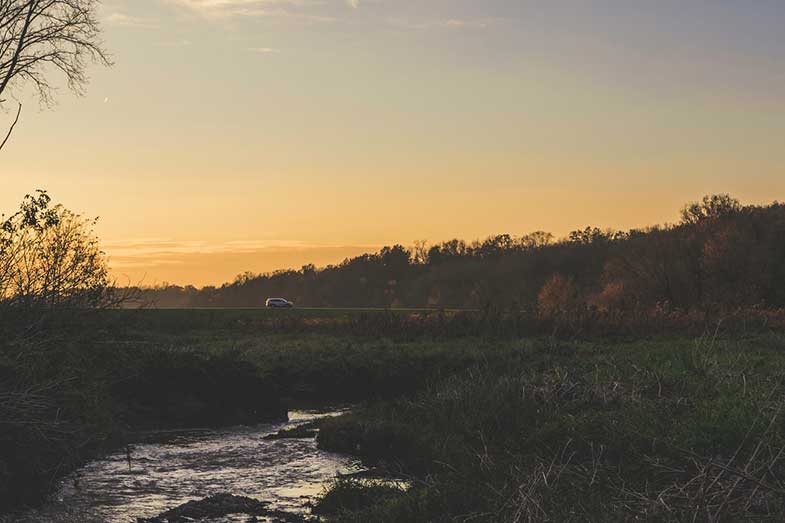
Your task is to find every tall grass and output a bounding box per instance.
[316,335,785,521]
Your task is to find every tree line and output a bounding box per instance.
[133,194,785,315]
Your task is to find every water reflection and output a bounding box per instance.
[15,410,359,522]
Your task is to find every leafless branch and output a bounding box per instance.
[0,1,109,152]
[0,100,20,150]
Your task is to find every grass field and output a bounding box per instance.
[99,307,471,338]
[313,333,785,521]
[3,308,785,520]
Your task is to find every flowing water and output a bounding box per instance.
[13,410,359,522]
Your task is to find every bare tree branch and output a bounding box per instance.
[0,100,20,151]
[0,1,109,152]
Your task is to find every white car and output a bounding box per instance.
[265,298,294,308]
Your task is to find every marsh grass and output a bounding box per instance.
[313,479,408,518]
[4,308,785,519]
[316,336,785,521]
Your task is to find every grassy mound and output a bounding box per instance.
[313,479,407,518]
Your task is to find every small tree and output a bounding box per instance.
[0,0,110,151]
[537,274,580,319]
[680,194,741,226]
[519,231,553,250]
[0,190,110,308]
[593,280,627,313]
[412,240,429,265]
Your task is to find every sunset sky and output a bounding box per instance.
[2,0,784,286]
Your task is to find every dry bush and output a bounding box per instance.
[537,274,581,319]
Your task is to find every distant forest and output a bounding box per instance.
[133,195,785,312]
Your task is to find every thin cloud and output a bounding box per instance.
[442,19,487,28]
[391,17,492,31]
[248,47,281,54]
[105,239,381,286]
[159,38,194,47]
[104,238,340,259]
[105,12,160,29]
[167,0,329,19]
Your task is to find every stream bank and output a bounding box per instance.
[9,410,358,523]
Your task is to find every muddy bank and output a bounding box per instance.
[138,493,305,523]
[113,351,288,429]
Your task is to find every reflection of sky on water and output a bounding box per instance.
[14,410,358,523]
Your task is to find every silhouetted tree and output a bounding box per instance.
[0,0,109,150]
[680,194,741,226]
[412,240,429,265]
[0,190,110,308]
[568,227,613,245]
[519,231,553,250]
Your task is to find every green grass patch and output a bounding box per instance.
[317,335,785,521]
